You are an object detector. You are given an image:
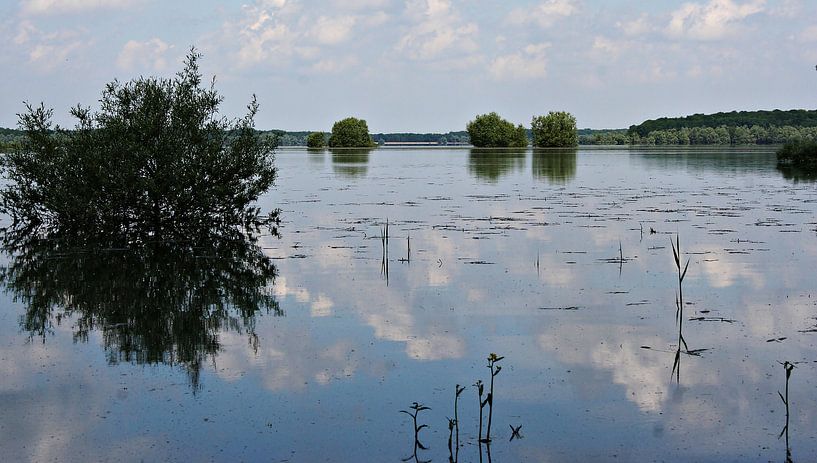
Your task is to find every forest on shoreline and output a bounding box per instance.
[3,109,817,150]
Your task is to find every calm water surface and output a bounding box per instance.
[1,146,816,462]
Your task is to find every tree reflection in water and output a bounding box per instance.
[532,148,577,184]
[777,164,817,183]
[331,148,373,178]
[0,231,281,390]
[468,148,526,183]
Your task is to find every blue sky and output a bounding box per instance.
[1,0,815,132]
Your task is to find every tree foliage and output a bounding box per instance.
[466,112,527,148]
[0,49,279,242]
[531,112,578,147]
[777,141,817,168]
[306,131,326,148]
[629,109,817,137]
[581,125,817,146]
[328,117,375,147]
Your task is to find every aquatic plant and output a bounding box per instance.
[509,424,523,441]
[400,402,430,450]
[475,379,486,443]
[484,353,504,443]
[671,235,690,381]
[381,219,390,282]
[399,233,411,264]
[779,361,795,461]
[447,384,465,461]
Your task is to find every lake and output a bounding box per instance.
[1,146,815,462]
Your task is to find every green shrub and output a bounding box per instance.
[306,131,327,148]
[777,141,817,168]
[0,49,279,242]
[328,117,375,147]
[531,112,578,147]
[466,112,528,148]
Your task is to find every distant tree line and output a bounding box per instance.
[628,109,817,137]
[6,107,816,149]
[0,127,24,152]
[254,130,471,146]
[371,131,471,145]
[582,125,817,146]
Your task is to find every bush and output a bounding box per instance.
[306,131,326,148]
[328,117,375,147]
[466,112,527,148]
[0,49,279,242]
[531,112,578,147]
[777,141,817,168]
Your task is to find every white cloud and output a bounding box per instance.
[490,43,550,81]
[331,0,389,9]
[309,15,357,45]
[21,0,138,15]
[219,0,387,69]
[396,0,479,60]
[218,0,306,67]
[13,20,91,70]
[506,0,578,28]
[310,294,334,317]
[768,0,802,18]
[310,55,360,73]
[616,13,653,37]
[591,36,626,58]
[116,38,173,71]
[362,11,390,27]
[666,0,766,40]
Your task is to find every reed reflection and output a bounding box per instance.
[467,148,526,183]
[532,148,577,184]
[331,148,373,178]
[0,231,281,389]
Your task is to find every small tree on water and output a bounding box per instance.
[1,48,279,243]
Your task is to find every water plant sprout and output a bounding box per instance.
[482,353,503,443]
[400,401,430,460]
[779,361,795,460]
[671,234,690,382]
[447,384,466,461]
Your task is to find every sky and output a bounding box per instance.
[1,0,815,132]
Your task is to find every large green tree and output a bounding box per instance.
[328,117,375,147]
[531,112,578,147]
[0,49,279,242]
[466,112,527,148]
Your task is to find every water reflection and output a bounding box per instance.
[631,147,777,174]
[468,148,526,183]
[0,232,280,389]
[307,148,326,165]
[777,165,817,183]
[331,148,373,178]
[531,148,577,184]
